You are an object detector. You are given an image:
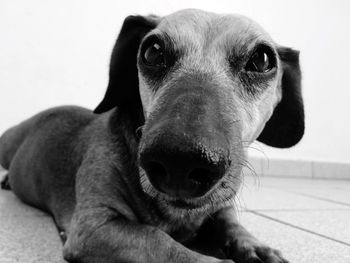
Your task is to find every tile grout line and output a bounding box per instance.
[246,210,350,247]
[262,186,350,207]
[289,192,350,207]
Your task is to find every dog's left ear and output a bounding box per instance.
[94,15,159,115]
[257,47,304,148]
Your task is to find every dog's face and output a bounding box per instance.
[95,9,304,221]
[138,11,280,142]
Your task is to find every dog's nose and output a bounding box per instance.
[140,134,229,198]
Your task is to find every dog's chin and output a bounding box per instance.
[139,172,237,223]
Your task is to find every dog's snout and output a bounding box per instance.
[140,135,229,198]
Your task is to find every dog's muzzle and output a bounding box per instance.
[140,132,229,198]
[139,88,231,199]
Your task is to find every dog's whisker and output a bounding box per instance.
[238,159,257,178]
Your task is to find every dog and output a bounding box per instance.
[0,9,303,263]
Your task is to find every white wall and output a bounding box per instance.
[0,0,349,163]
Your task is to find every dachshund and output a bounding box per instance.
[0,9,303,263]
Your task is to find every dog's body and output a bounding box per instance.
[0,9,303,263]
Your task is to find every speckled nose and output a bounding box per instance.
[140,131,229,198]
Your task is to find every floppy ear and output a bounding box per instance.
[94,15,159,115]
[257,47,304,148]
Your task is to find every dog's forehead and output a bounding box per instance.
[156,9,274,50]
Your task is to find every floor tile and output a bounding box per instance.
[254,210,350,245]
[279,188,350,207]
[0,190,47,217]
[241,176,350,208]
[238,183,349,211]
[0,214,65,263]
[239,212,350,263]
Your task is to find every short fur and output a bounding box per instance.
[0,9,302,263]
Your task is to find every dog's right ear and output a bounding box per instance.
[94,15,159,114]
[257,47,304,148]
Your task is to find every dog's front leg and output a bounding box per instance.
[198,207,289,263]
[63,209,233,263]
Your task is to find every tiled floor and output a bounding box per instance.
[0,170,349,263]
[238,176,350,262]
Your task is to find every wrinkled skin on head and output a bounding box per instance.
[137,10,281,219]
[94,8,303,225]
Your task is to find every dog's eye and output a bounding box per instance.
[245,46,275,73]
[142,41,166,67]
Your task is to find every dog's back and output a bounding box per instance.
[0,106,94,168]
[0,106,96,222]
[0,117,33,171]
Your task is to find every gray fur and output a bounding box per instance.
[0,9,302,263]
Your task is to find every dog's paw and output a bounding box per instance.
[226,239,289,263]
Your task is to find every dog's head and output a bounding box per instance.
[95,9,304,220]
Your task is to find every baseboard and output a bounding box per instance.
[245,156,350,180]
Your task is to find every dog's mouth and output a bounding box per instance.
[139,166,238,216]
[168,199,203,209]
